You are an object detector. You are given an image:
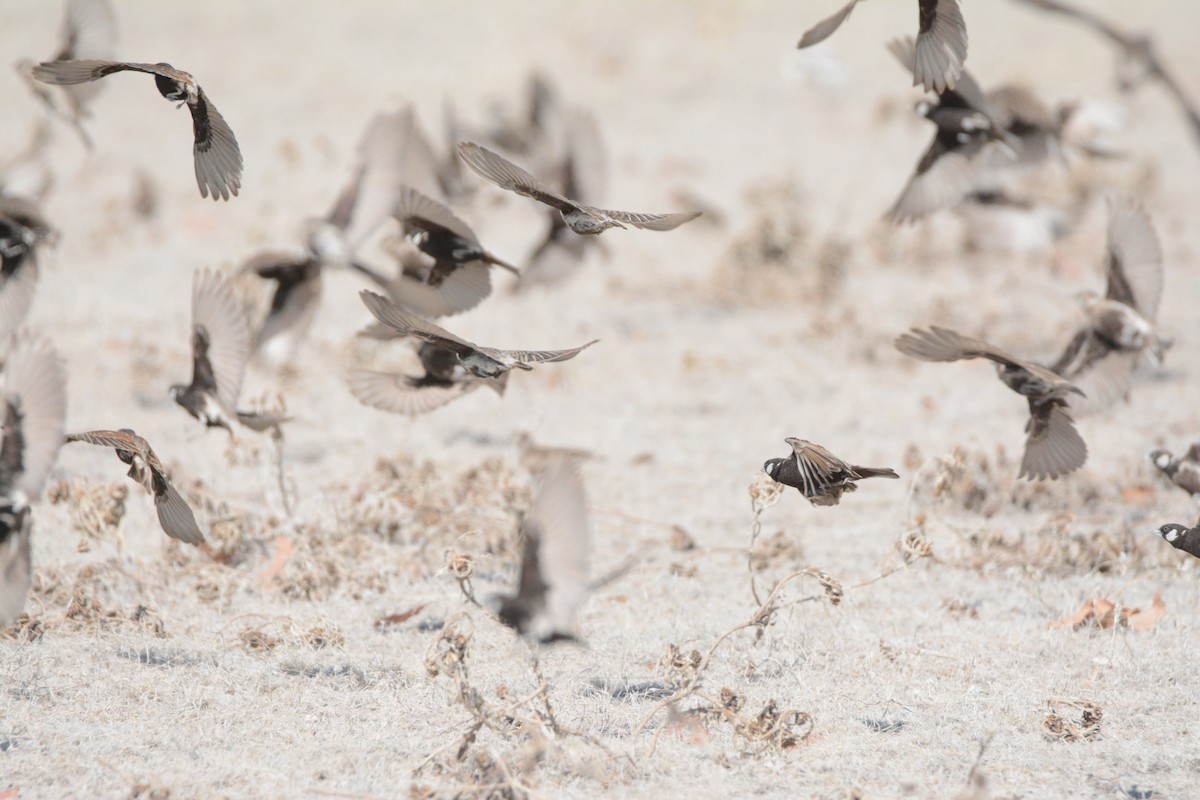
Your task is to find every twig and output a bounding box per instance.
[1012,0,1200,148]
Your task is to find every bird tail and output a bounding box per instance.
[856,467,900,480]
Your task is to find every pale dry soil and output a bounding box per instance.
[2,2,1199,798]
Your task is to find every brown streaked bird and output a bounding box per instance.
[0,197,55,345]
[0,338,67,627]
[496,455,591,644]
[357,185,518,319]
[896,326,1088,480]
[1051,200,1167,411]
[763,438,898,507]
[171,269,288,435]
[457,141,700,235]
[1150,443,1200,499]
[31,59,241,200]
[886,37,1014,222]
[64,429,204,545]
[1156,517,1200,560]
[347,330,508,417]
[798,0,967,94]
[359,290,597,380]
[16,0,117,148]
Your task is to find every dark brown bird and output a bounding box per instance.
[171,269,287,434]
[17,0,117,148]
[887,37,1014,222]
[496,455,591,643]
[347,330,508,416]
[457,141,700,235]
[1051,200,1166,411]
[798,0,968,94]
[0,338,67,626]
[359,290,597,380]
[1156,518,1200,560]
[357,185,518,319]
[31,59,242,200]
[763,438,898,506]
[1150,443,1200,498]
[64,429,204,545]
[896,326,1088,480]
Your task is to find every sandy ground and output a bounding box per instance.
[3,1,1200,798]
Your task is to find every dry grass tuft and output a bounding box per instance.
[1042,698,1103,742]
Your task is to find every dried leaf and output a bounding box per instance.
[260,535,293,583]
[374,604,428,629]
[1127,591,1166,632]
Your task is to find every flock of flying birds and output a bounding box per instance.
[1,0,1199,643]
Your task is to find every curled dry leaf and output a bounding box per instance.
[1050,591,1166,631]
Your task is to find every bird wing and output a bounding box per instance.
[0,251,39,344]
[378,261,493,318]
[1103,199,1162,320]
[346,369,478,416]
[54,0,118,111]
[394,184,479,245]
[244,256,322,356]
[482,339,599,367]
[189,87,242,201]
[603,209,702,232]
[154,483,205,544]
[796,0,860,48]
[895,326,1036,373]
[1020,403,1087,480]
[915,0,968,94]
[560,108,607,205]
[64,428,144,455]
[358,290,475,354]
[333,105,443,248]
[191,269,251,411]
[0,339,67,500]
[457,142,579,213]
[523,457,590,638]
[31,59,191,86]
[887,134,985,223]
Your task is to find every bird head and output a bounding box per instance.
[1157,523,1187,543]
[1149,449,1172,470]
[168,384,186,402]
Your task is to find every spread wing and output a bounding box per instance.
[31,59,189,86]
[887,134,986,223]
[191,269,251,410]
[154,483,205,544]
[0,251,39,343]
[333,105,443,248]
[603,209,701,232]
[346,369,479,416]
[457,142,579,213]
[190,87,242,201]
[915,0,968,94]
[479,340,599,367]
[394,185,479,244]
[895,326,1034,373]
[1104,199,1162,319]
[1021,403,1087,480]
[522,457,590,639]
[358,290,475,355]
[1,339,67,500]
[378,258,494,318]
[54,0,118,109]
[796,0,860,48]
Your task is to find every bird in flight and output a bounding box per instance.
[31,59,242,200]
[896,326,1087,480]
[798,0,968,94]
[763,438,898,506]
[64,429,205,545]
[1051,200,1168,410]
[457,141,699,235]
[171,269,288,435]
[358,290,597,380]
